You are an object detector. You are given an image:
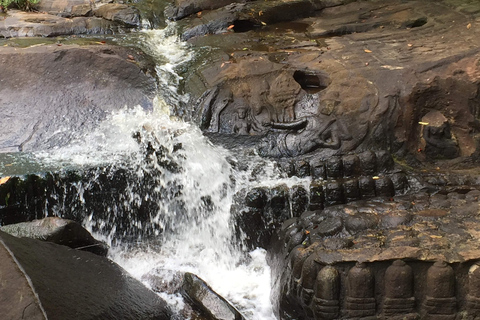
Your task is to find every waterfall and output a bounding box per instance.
[30,26,310,319]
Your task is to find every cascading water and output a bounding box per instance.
[30,27,310,319]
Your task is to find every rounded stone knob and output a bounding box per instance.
[347,262,374,299]
[315,266,340,300]
[426,261,455,298]
[385,260,413,299]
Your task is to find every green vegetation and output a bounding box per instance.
[0,0,39,12]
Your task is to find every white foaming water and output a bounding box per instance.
[31,27,313,319]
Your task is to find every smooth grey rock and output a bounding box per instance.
[0,44,156,152]
[0,230,172,320]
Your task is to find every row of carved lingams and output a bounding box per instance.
[285,256,480,320]
[278,150,395,180]
[244,172,408,214]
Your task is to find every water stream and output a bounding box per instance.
[28,27,309,319]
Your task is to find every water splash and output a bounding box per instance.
[30,26,312,319]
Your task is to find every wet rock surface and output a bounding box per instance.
[164,0,480,318]
[1,0,480,318]
[181,272,246,320]
[0,131,185,239]
[176,0,480,165]
[0,217,108,256]
[0,43,156,152]
[266,185,480,319]
[0,230,173,320]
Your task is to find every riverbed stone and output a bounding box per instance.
[0,217,108,256]
[0,43,156,152]
[0,230,173,319]
[93,3,140,27]
[181,272,246,320]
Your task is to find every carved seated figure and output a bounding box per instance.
[232,107,251,135]
[258,113,350,157]
[421,111,459,159]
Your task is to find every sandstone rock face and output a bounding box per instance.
[0,230,173,320]
[93,3,141,27]
[0,8,140,37]
[0,44,156,152]
[36,0,96,16]
[165,0,480,318]
[173,0,480,165]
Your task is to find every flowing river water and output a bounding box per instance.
[28,27,310,319]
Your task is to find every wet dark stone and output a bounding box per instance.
[295,160,311,178]
[270,184,290,221]
[324,181,344,206]
[287,231,306,252]
[235,208,271,249]
[343,178,360,202]
[309,184,324,211]
[291,185,309,217]
[279,161,296,177]
[345,213,378,233]
[390,172,409,194]
[291,248,311,284]
[358,176,376,198]
[376,150,395,173]
[310,158,326,180]
[0,217,108,256]
[245,187,268,208]
[326,156,343,179]
[309,217,343,237]
[300,254,320,313]
[181,272,246,320]
[375,176,394,197]
[0,231,172,320]
[342,154,360,177]
[358,151,377,176]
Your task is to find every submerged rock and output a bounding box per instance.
[0,230,172,320]
[0,217,108,256]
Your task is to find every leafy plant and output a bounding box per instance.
[0,0,39,12]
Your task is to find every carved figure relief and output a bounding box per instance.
[258,113,352,158]
[266,72,301,123]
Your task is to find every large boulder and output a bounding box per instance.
[0,230,172,319]
[0,217,108,256]
[0,44,156,152]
